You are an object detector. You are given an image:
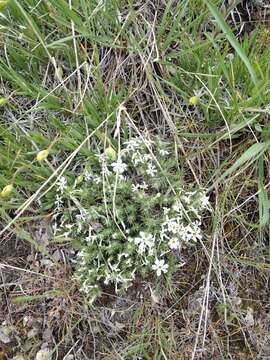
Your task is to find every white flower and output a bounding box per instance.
[168,237,180,250]
[152,258,169,277]
[182,194,191,204]
[191,225,203,241]
[93,176,102,184]
[76,222,83,233]
[124,138,140,152]
[193,219,201,227]
[78,208,88,221]
[146,163,157,177]
[179,224,192,242]
[65,224,74,230]
[76,212,87,233]
[172,200,182,212]
[97,153,106,163]
[52,222,58,235]
[118,252,129,261]
[200,193,210,208]
[63,230,71,240]
[57,176,67,194]
[77,249,86,259]
[140,181,149,190]
[131,183,140,192]
[109,263,120,272]
[141,232,154,247]
[54,194,63,210]
[81,280,91,294]
[167,220,180,234]
[159,149,169,157]
[163,207,170,215]
[111,159,127,174]
[101,163,111,176]
[134,241,146,255]
[131,153,144,166]
[132,182,149,192]
[180,224,202,242]
[85,234,92,243]
[104,275,111,285]
[143,154,152,162]
[85,170,92,181]
[134,231,155,254]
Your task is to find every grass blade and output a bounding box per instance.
[258,156,269,226]
[211,142,270,188]
[203,0,258,86]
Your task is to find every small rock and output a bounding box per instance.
[40,259,53,267]
[149,286,162,305]
[52,250,61,262]
[35,349,52,360]
[12,356,25,360]
[0,326,11,344]
[27,327,40,338]
[63,355,74,360]
[23,316,30,327]
[245,307,255,327]
[42,327,53,342]
[231,296,242,306]
[115,321,125,331]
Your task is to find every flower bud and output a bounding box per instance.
[1,184,13,197]
[0,1,9,11]
[36,149,49,162]
[105,146,117,160]
[77,175,84,184]
[0,97,8,107]
[189,96,199,106]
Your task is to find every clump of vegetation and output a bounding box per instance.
[52,134,209,302]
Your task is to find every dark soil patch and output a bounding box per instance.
[227,0,270,35]
[0,231,31,262]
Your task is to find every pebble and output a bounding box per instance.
[0,326,11,344]
[63,356,74,360]
[35,349,52,360]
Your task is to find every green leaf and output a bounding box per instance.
[13,290,62,303]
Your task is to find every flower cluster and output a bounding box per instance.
[53,135,210,303]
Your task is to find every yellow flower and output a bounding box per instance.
[105,146,117,160]
[1,184,13,198]
[189,96,199,106]
[36,149,49,162]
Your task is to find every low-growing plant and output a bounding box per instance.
[52,133,210,303]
